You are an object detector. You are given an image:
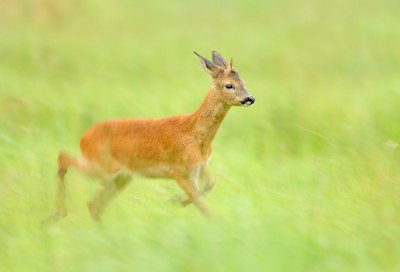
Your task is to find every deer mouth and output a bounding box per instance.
[241,101,253,107]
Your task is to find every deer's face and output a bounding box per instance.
[195,51,255,107]
[213,69,255,107]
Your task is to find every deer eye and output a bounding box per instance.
[225,84,233,89]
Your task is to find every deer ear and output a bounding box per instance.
[194,52,220,76]
[212,51,229,69]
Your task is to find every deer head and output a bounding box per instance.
[194,51,255,107]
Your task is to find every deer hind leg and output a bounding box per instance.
[172,169,213,217]
[87,173,132,221]
[44,152,100,223]
[44,152,77,223]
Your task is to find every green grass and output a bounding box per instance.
[1,0,400,271]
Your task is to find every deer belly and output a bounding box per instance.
[127,159,172,179]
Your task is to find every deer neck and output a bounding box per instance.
[190,86,231,151]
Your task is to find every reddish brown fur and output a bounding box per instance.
[46,51,254,222]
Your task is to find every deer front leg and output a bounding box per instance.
[179,169,215,207]
[172,169,213,217]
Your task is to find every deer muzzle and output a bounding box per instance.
[241,96,255,107]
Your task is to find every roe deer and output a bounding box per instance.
[47,51,255,221]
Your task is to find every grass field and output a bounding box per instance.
[1,0,400,271]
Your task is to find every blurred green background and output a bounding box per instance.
[1,0,400,271]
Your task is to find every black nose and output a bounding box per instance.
[248,96,255,104]
[241,96,256,105]
[242,96,255,105]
